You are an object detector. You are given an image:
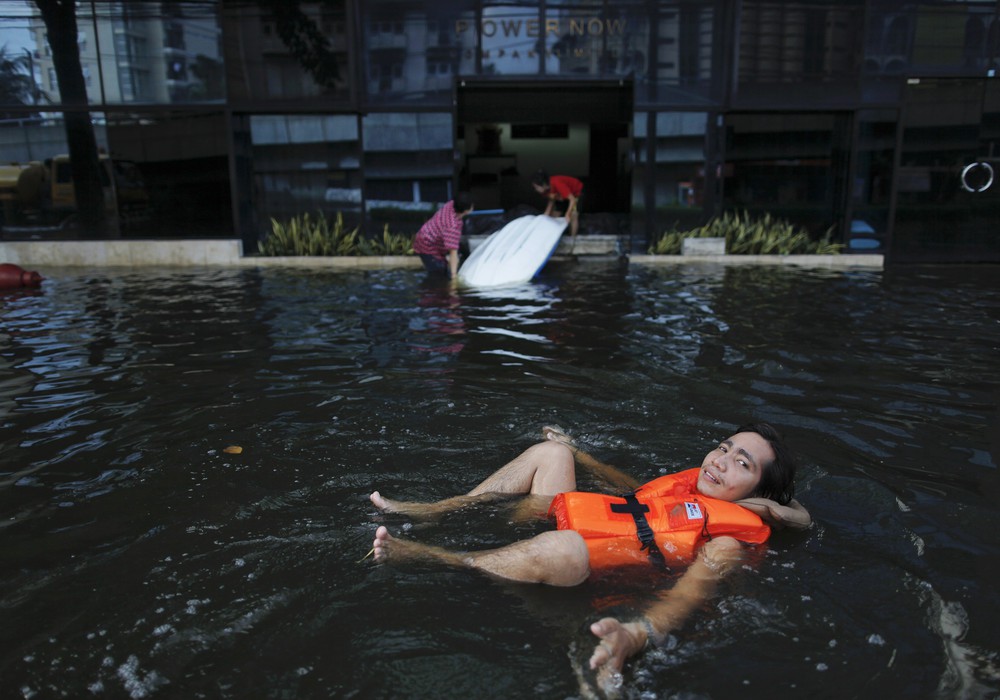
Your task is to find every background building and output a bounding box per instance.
[0,0,998,263]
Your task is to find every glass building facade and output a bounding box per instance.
[1,0,998,262]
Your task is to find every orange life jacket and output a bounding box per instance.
[548,468,770,569]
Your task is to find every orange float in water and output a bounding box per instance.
[0,263,43,289]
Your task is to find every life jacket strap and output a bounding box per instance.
[610,492,667,569]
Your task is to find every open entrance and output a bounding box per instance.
[455,79,633,238]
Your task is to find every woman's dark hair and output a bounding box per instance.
[738,422,797,505]
[531,170,550,187]
[453,191,473,213]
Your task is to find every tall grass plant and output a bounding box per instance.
[261,212,414,256]
[649,210,843,255]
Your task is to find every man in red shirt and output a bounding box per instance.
[532,170,583,245]
[413,192,474,281]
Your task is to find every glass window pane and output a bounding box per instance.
[0,110,230,237]
[631,111,650,242]
[865,2,1000,79]
[737,1,864,105]
[1,2,224,108]
[223,1,348,104]
[460,1,721,104]
[249,114,362,236]
[361,2,474,105]
[849,109,897,252]
[723,112,851,237]
[362,112,453,234]
[0,111,101,235]
[652,111,709,229]
[95,2,226,105]
[0,3,102,106]
[0,5,43,109]
[104,111,231,235]
[632,110,710,248]
[477,3,550,76]
[631,1,721,106]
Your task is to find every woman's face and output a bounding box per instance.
[696,431,773,502]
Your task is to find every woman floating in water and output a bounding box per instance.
[368,423,810,697]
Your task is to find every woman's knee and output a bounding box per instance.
[535,530,590,586]
[528,442,576,494]
[527,440,572,460]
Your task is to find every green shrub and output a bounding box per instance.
[260,212,415,256]
[647,225,688,255]
[648,210,843,255]
[358,224,415,256]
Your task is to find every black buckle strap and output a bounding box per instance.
[610,493,667,569]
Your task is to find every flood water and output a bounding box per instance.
[1,260,998,699]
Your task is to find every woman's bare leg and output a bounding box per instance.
[372,526,590,587]
[543,425,640,492]
[370,441,576,518]
[369,491,507,519]
[466,441,576,496]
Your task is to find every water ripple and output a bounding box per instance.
[1,263,998,698]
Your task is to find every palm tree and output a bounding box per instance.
[0,44,36,115]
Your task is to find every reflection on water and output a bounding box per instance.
[1,261,998,698]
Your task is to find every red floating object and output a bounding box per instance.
[0,263,43,289]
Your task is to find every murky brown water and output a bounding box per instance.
[1,260,998,699]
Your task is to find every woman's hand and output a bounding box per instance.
[587,617,647,695]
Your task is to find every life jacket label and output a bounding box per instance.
[684,502,704,520]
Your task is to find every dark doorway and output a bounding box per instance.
[455,79,633,228]
[588,122,630,212]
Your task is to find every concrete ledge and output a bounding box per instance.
[238,255,422,269]
[682,237,726,255]
[1,239,882,270]
[0,239,244,266]
[630,254,884,268]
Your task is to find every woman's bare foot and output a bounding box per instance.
[370,490,446,518]
[543,425,578,450]
[372,525,394,562]
[370,490,403,513]
[371,490,509,519]
[371,525,467,567]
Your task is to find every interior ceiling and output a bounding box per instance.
[457,80,633,124]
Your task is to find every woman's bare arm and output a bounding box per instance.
[584,536,746,695]
[736,497,812,530]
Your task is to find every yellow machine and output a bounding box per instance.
[0,154,149,230]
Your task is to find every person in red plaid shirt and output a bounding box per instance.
[413,192,474,281]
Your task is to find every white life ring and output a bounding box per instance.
[960,161,994,193]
